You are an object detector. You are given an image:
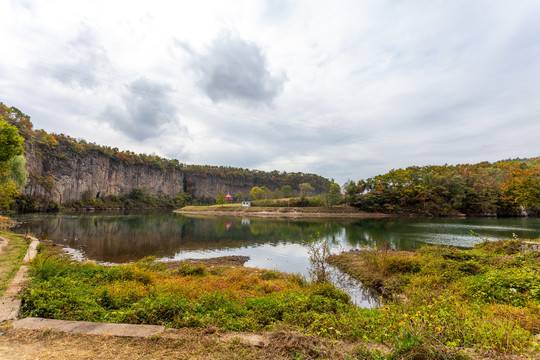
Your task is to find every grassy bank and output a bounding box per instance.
[19,240,540,359]
[328,239,540,357]
[0,229,31,297]
[176,204,392,218]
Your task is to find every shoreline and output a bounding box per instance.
[174,207,396,219]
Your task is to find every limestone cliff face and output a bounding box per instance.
[22,144,185,203]
[22,143,265,204]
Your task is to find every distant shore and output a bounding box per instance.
[174,205,395,218]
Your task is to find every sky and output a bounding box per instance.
[1,0,539,186]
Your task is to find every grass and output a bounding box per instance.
[21,239,540,359]
[0,230,31,297]
[23,253,353,332]
[328,238,540,357]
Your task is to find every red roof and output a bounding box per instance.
[225,193,233,200]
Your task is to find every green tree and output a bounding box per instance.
[0,117,24,173]
[325,183,342,207]
[250,186,264,200]
[128,188,149,201]
[272,188,284,199]
[174,191,190,208]
[0,116,26,211]
[9,155,28,189]
[343,180,358,204]
[0,181,18,211]
[298,182,314,199]
[216,190,226,206]
[235,191,245,202]
[281,185,293,198]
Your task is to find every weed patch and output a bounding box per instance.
[329,239,540,356]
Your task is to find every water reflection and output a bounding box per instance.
[13,211,540,264]
[13,211,540,308]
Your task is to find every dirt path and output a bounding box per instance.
[0,236,39,322]
[0,324,367,360]
[0,236,8,254]
[0,323,533,360]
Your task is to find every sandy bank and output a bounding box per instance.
[174,207,394,219]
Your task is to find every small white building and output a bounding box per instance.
[242,201,252,207]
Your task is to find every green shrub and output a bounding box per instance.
[176,262,206,276]
[466,268,540,306]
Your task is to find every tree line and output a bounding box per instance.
[214,182,343,207]
[344,159,540,216]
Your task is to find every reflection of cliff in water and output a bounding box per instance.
[14,211,363,263]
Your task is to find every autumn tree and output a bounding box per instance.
[503,166,540,211]
[250,186,263,200]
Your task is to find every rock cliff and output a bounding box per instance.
[20,134,328,205]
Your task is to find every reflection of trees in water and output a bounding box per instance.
[16,212,534,264]
[343,218,428,250]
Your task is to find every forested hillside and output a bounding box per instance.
[346,158,540,216]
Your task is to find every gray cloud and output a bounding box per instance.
[104,78,182,141]
[192,33,286,105]
[33,24,109,88]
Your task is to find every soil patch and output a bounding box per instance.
[164,256,250,268]
[0,216,17,229]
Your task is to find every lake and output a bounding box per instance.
[12,210,540,306]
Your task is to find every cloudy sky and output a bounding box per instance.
[1,0,539,185]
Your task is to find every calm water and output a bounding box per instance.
[12,210,540,306]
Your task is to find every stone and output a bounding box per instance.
[13,318,165,338]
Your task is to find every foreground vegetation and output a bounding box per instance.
[329,238,540,358]
[19,239,539,359]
